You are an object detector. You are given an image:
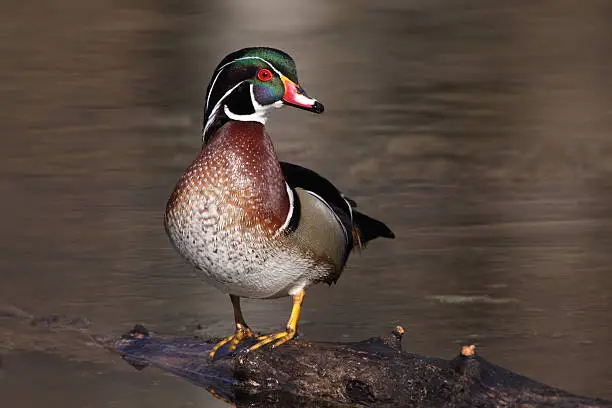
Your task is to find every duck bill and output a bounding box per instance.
[281,75,324,113]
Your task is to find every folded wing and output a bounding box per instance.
[280,162,395,252]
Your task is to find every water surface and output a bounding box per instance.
[1,1,612,406]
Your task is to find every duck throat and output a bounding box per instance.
[202,121,290,236]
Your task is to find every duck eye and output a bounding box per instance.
[257,68,273,82]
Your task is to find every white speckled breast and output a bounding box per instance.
[164,121,338,299]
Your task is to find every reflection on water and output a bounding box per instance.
[1,1,612,406]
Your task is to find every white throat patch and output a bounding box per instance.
[203,82,283,141]
[223,84,283,124]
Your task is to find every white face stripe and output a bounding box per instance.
[202,80,246,137]
[205,56,284,114]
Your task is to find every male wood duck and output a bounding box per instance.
[164,47,394,359]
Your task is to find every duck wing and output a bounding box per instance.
[280,161,395,248]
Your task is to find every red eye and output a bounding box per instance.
[257,68,273,82]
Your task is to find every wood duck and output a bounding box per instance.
[164,47,394,359]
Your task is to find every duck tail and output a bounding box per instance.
[352,211,395,247]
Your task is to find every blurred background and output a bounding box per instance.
[1,0,612,407]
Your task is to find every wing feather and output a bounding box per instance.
[280,162,394,249]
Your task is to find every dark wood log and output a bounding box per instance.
[100,325,612,408]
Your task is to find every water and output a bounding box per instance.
[1,1,612,406]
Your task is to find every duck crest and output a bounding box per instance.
[166,121,289,241]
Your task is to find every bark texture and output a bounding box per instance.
[105,325,612,408]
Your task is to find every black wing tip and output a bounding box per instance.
[382,227,396,239]
[353,211,395,242]
[375,223,395,239]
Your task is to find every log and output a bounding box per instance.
[101,325,612,408]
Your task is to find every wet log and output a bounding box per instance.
[101,325,611,408]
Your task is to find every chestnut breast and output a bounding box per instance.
[164,121,346,298]
[165,121,289,251]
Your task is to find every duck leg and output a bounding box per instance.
[209,295,256,359]
[247,289,305,352]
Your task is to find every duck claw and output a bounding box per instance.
[209,324,256,359]
[248,329,296,352]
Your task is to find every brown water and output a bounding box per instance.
[2,1,612,406]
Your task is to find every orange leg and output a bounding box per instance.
[209,295,256,359]
[247,289,305,352]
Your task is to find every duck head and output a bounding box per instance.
[202,47,324,141]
